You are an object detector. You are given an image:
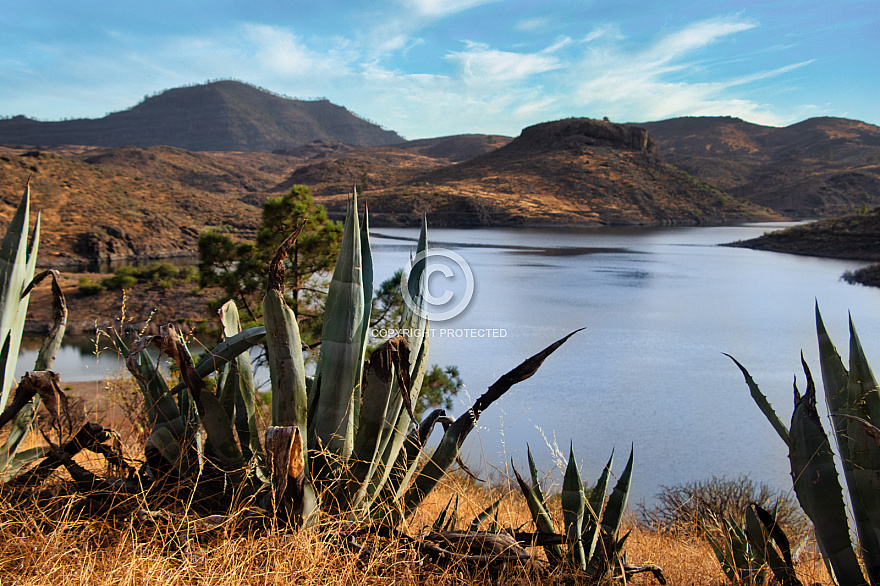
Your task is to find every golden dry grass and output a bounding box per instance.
[0,375,833,586]
[0,470,835,586]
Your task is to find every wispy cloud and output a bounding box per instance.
[567,15,805,125]
[445,41,563,83]
[0,9,823,137]
[403,0,500,18]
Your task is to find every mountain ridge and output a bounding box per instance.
[0,80,403,152]
[638,115,880,217]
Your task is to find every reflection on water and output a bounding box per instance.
[17,222,880,504]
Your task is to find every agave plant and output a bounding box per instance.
[116,190,579,526]
[0,183,69,480]
[513,444,634,581]
[729,304,880,586]
[705,504,802,586]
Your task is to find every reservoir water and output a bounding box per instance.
[17,223,880,504]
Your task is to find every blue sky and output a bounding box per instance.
[1,0,877,139]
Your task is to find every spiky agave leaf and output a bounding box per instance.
[513,463,564,564]
[583,451,613,564]
[744,504,802,586]
[403,329,582,517]
[261,228,317,522]
[217,301,263,464]
[726,353,790,446]
[0,184,39,411]
[790,357,867,586]
[561,445,586,570]
[0,270,67,478]
[588,446,633,577]
[468,496,504,532]
[335,336,408,512]
[311,191,366,457]
[842,317,880,584]
[526,445,547,507]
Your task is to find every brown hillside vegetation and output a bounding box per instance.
[641,116,880,217]
[0,146,271,267]
[310,118,783,226]
[0,118,783,268]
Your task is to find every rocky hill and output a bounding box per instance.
[303,118,782,226]
[0,118,783,267]
[0,80,403,152]
[727,206,880,261]
[639,116,880,217]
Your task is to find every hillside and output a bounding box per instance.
[0,145,283,267]
[640,116,880,217]
[0,80,403,152]
[727,207,880,261]
[0,118,785,267]
[302,118,782,226]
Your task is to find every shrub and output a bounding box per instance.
[637,475,807,539]
[77,276,104,296]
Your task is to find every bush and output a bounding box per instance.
[77,276,104,296]
[100,262,196,291]
[637,475,808,539]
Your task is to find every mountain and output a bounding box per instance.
[639,116,880,217]
[298,118,782,226]
[0,80,403,152]
[0,118,783,267]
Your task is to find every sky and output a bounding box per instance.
[1,0,877,139]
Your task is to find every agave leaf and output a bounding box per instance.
[433,495,455,532]
[353,201,374,432]
[399,216,429,362]
[0,184,38,411]
[27,270,67,372]
[726,353,790,445]
[0,269,67,476]
[166,326,267,395]
[843,318,880,583]
[444,494,459,531]
[513,463,564,564]
[583,451,613,563]
[562,445,587,570]
[363,331,431,508]
[124,333,181,426]
[789,358,867,586]
[705,530,740,584]
[815,307,880,582]
[745,504,802,586]
[312,193,366,457]
[468,496,504,532]
[403,330,582,517]
[336,337,405,512]
[526,445,547,507]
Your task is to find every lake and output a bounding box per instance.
[17,223,880,505]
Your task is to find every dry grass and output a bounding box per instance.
[0,470,836,586]
[0,375,834,586]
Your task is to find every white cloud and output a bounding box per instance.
[516,16,552,33]
[646,16,757,64]
[566,15,805,126]
[0,10,822,138]
[403,0,500,18]
[581,23,624,44]
[446,41,563,83]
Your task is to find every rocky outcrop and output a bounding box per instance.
[513,118,658,157]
